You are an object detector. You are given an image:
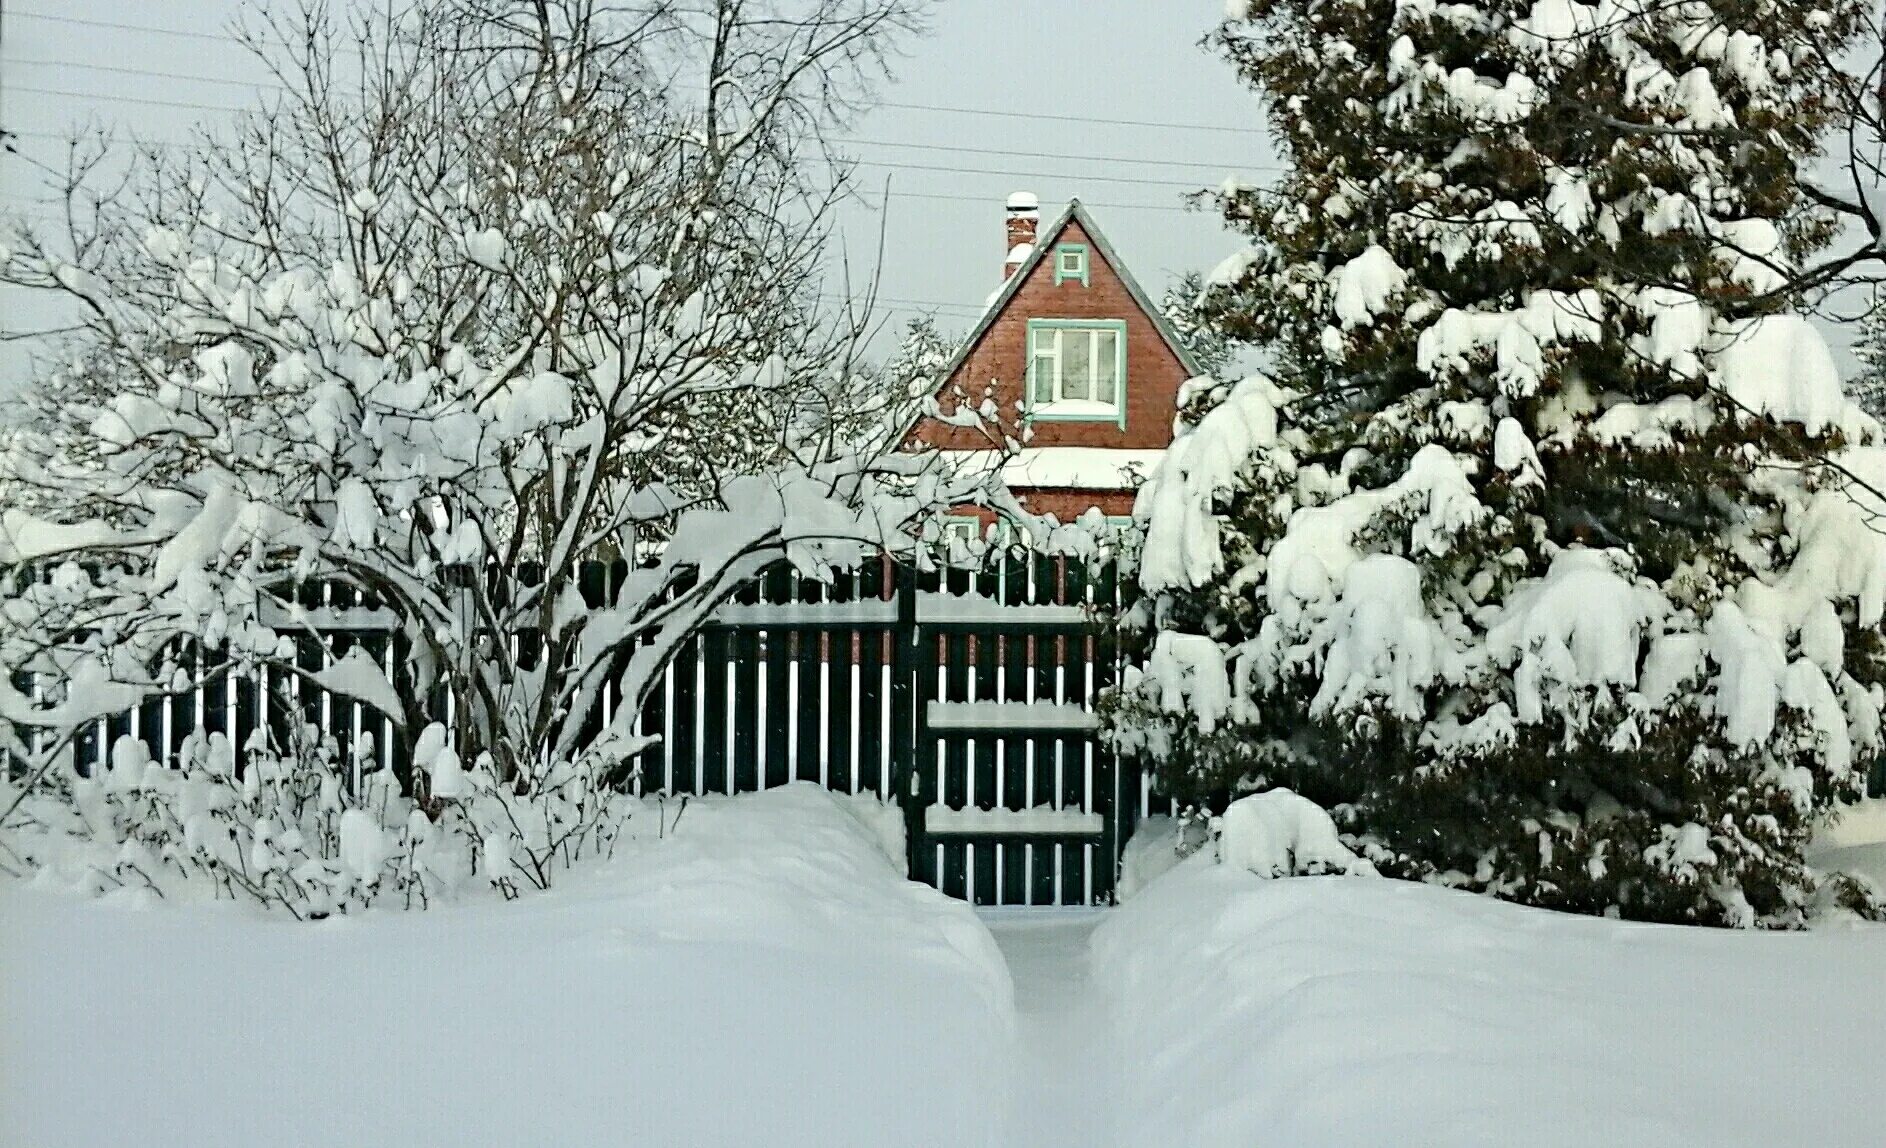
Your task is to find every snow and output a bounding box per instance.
[975,446,1166,491]
[1144,630,1233,732]
[1711,313,1859,436]
[916,593,1087,624]
[925,805,1104,836]
[309,646,406,720]
[1006,191,1040,215]
[1115,814,1205,900]
[1,785,1013,1148]
[984,912,1111,1148]
[1216,788,1374,877]
[336,808,391,882]
[926,700,1099,732]
[461,226,508,270]
[1416,289,1604,396]
[1093,865,1886,1148]
[1328,244,1407,328]
[1486,548,1669,724]
[1137,375,1288,593]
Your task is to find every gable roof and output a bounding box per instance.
[931,198,1207,391]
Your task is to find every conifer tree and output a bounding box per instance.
[1111,0,1886,925]
[1849,288,1886,418]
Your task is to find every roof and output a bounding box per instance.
[932,198,1208,392]
[968,447,1168,491]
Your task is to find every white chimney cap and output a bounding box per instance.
[1006,191,1040,214]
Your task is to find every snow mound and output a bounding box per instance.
[1217,788,1375,877]
[1094,867,1886,1148]
[1,784,1011,1148]
[1117,814,1208,901]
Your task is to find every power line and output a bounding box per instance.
[877,100,1264,137]
[12,84,247,115]
[853,158,1209,192]
[5,124,1247,196]
[10,61,1273,176]
[9,8,240,45]
[9,82,1274,183]
[10,9,1264,139]
[836,136,1279,175]
[4,131,1246,215]
[7,57,283,92]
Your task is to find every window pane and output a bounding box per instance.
[1092,329,1119,405]
[1032,327,1057,356]
[1062,331,1093,400]
[1031,353,1056,403]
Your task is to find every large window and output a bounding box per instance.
[1028,320,1126,423]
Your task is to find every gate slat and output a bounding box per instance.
[761,566,793,788]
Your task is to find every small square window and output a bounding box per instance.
[1054,244,1089,287]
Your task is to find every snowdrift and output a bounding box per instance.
[1,784,1012,1148]
[1094,859,1886,1148]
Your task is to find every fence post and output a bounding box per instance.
[891,560,924,879]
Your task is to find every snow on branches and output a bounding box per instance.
[0,0,977,906]
[1109,0,1886,926]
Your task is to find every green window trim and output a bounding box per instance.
[1053,243,1090,287]
[939,513,989,566]
[1024,318,1128,429]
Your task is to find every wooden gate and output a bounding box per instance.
[646,551,1149,906]
[900,555,1127,906]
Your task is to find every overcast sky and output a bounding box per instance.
[0,1,1861,368]
[1,0,1271,351]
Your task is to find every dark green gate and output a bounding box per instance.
[637,552,1145,906]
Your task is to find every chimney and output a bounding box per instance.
[1004,191,1039,279]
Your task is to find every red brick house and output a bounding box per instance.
[905,195,1202,538]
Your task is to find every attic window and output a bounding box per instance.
[1027,319,1126,426]
[1053,244,1089,287]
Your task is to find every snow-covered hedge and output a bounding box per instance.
[1,723,635,916]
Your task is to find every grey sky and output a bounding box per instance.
[0,1,1863,369]
[2,0,1267,350]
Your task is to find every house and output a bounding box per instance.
[904,194,1203,540]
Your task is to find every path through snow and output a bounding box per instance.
[984,909,1114,1148]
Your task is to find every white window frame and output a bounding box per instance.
[1026,319,1127,427]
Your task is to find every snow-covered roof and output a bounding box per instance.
[951,447,1166,492]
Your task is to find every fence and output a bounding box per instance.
[51,552,1877,908]
[52,552,1166,907]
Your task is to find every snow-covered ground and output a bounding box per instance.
[10,785,1886,1148]
[1094,855,1886,1148]
[1,784,1012,1148]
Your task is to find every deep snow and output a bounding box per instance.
[1094,853,1886,1148]
[1,785,1012,1148]
[984,911,1112,1148]
[9,786,1886,1148]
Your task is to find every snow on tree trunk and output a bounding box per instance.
[1105,0,1886,926]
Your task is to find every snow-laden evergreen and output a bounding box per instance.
[1108,0,1886,925]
